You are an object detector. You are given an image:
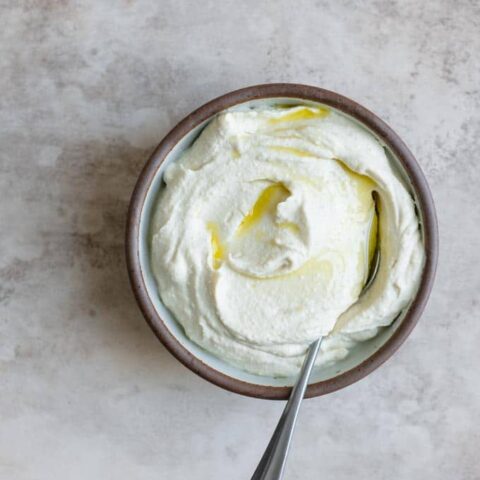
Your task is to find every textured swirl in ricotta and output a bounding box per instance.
[151,106,425,376]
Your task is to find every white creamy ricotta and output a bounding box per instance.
[151,105,425,376]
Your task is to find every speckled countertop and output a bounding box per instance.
[1,1,479,479]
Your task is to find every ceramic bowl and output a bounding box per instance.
[126,83,438,400]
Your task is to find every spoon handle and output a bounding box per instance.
[251,337,323,480]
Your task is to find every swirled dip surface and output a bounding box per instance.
[151,105,425,376]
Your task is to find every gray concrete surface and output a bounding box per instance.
[1,1,479,479]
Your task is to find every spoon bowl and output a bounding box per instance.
[250,192,382,479]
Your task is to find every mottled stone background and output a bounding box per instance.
[0,1,479,479]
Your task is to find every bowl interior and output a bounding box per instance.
[139,97,425,387]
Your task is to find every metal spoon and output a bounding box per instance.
[251,192,381,480]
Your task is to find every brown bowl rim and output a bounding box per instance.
[125,83,438,400]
